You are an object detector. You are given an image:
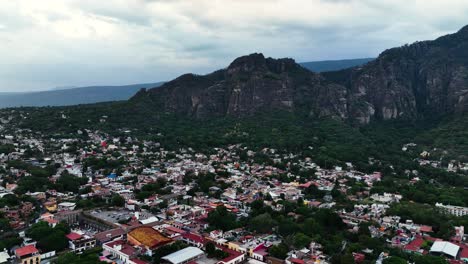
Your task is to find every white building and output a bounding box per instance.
[161,247,204,264]
[435,203,468,217]
[430,241,460,259]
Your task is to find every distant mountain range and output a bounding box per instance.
[0,83,163,108]
[0,59,373,108]
[300,58,374,72]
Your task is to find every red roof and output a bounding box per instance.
[289,258,305,264]
[15,245,38,257]
[216,245,243,263]
[419,225,433,233]
[105,240,136,256]
[404,237,424,252]
[182,232,205,244]
[298,182,313,188]
[457,243,468,259]
[353,253,365,263]
[130,258,149,264]
[66,232,83,240]
[165,226,185,234]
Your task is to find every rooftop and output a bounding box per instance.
[161,247,204,264]
[15,245,38,258]
[128,226,172,249]
[430,241,460,258]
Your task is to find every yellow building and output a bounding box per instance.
[15,245,41,264]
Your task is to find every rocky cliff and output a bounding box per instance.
[132,25,468,124]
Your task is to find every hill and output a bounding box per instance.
[0,82,163,108]
[299,58,374,72]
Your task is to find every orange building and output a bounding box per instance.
[127,226,172,250]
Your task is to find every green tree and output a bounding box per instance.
[207,206,237,231]
[111,194,125,207]
[269,243,289,259]
[293,233,312,249]
[248,213,277,234]
[383,256,407,264]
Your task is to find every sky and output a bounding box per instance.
[1,0,468,92]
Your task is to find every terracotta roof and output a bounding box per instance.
[128,226,172,249]
[289,258,305,264]
[404,237,424,252]
[130,258,150,264]
[165,226,185,234]
[458,243,468,259]
[15,245,38,257]
[419,225,433,233]
[182,232,205,244]
[95,228,126,242]
[66,232,83,240]
[216,245,243,263]
[105,240,136,256]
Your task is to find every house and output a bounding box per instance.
[103,239,138,263]
[216,246,245,264]
[94,228,126,245]
[66,232,97,253]
[180,232,205,248]
[15,245,41,264]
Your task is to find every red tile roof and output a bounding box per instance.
[182,232,205,244]
[216,245,243,263]
[289,258,305,264]
[66,232,83,240]
[419,225,433,233]
[105,240,136,256]
[130,258,149,264]
[165,226,185,234]
[456,243,468,259]
[15,245,38,257]
[404,237,424,252]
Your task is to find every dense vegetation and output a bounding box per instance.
[26,221,70,252]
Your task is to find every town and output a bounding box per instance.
[0,109,466,264]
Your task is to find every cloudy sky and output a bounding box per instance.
[1,0,468,92]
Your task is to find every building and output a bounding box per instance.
[435,203,468,217]
[58,202,76,211]
[103,239,137,263]
[127,226,173,253]
[0,249,10,264]
[94,227,126,245]
[15,245,41,264]
[66,232,97,253]
[161,247,204,264]
[55,209,82,225]
[430,241,460,259]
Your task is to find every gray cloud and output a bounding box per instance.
[0,0,467,91]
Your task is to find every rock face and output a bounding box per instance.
[132,26,468,123]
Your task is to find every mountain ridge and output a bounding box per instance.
[131,25,468,124]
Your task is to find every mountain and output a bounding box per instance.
[131,26,468,124]
[0,82,163,108]
[323,25,468,121]
[131,54,350,119]
[300,58,374,72]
